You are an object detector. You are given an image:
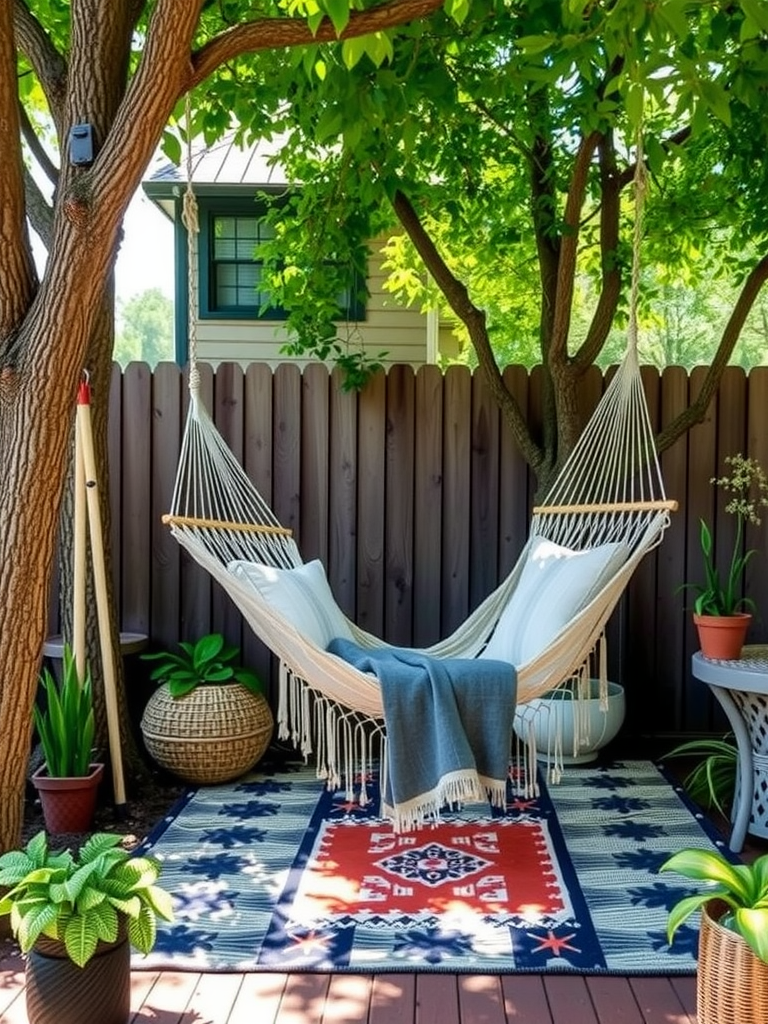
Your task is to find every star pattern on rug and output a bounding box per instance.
[527,929,581,957]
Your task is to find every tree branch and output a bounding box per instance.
[0,2,37,347]
[88,0,204,216]
[18,101,58,188]
[548,129,601,364]
[22,165,54,251]
[191,0,446,86]
[573,129,621,371]
[13,0,68,132]
[656,252,768,453]
[391,186,545,475]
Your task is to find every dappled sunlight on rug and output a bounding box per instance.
[133,759,732,974]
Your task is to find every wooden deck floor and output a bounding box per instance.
[0,950,699,1024]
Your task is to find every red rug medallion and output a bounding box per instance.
[294,816,569,924]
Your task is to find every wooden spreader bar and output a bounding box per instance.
[162,513,293,537]
[532,499,679,515]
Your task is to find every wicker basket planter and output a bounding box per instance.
[698,898,768,1024]
[140,682,274,785]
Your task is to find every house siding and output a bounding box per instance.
[191,237,432,369]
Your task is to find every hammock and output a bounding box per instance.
[164,123,676,797]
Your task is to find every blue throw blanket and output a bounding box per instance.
[326,638,516,831]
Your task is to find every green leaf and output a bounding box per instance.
[129,904,158,955]
[341,37,367,70]
[444,0,470,26]
[320,0,350,36]
[193,633,224,669]
[740,0,768,33]
[666,891,722,942]
[735,907,768,961]
[64,912,99,968]
[660,849,752,904]
[515,34,556,54]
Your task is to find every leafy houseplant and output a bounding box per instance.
[660,848,768,1023]
[141,632,263,696]
[140,633,273,784]
[31,643,104,833]
[681,453,768,659]
[0,830,173,966]
[0,831,173,1024]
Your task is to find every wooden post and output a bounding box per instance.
[76,377,127,812]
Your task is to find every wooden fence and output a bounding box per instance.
[94,360,768,741]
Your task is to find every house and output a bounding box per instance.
[143,132,454,368]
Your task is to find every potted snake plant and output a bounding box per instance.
[139,632,273,784]
[31,643,104,834]
[0,829,173,1024]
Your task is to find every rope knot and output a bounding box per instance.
[182,186,199,235]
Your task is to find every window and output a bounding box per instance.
[211,214,275,312]
[197,197,366,322]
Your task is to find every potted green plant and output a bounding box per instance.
[139,632,274,784]
[680,453,768,660]
[31,642,104,834]
[664,734,738,817]
[0,829,173,1024]
[660,847,768,1024]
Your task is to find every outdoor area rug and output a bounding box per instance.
[133,758,733,975]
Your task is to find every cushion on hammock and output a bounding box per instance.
[479,537,626,666]
[227,558,355,649]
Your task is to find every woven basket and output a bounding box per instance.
[140,682,274,785]
[698,899,768,1024]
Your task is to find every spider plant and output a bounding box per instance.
[664,735,737,817]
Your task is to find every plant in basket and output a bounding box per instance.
[139,633,274,785]
[31,642,104,834]
[680,453,768,660]
[660,847,768,1024]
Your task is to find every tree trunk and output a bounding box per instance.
[0,346,80,850]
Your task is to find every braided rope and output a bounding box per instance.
[627,129,647,358]
[181,92,200,395]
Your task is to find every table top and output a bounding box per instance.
[692,645,768,691]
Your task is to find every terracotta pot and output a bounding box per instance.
[693,612,751,661]
[31,763,104,834]
[26,923,130,1024]
[697,898,768,1024]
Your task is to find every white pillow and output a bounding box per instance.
[227,559,354,649]
[480,537,626,666]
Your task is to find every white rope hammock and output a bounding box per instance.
[164,119,676,794]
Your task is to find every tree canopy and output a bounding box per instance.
[192,0,768,487]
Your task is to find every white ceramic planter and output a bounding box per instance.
[514,680,626,764]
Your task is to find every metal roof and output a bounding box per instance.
[145,131,289,195]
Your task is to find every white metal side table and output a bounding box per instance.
[691,645,768,852]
